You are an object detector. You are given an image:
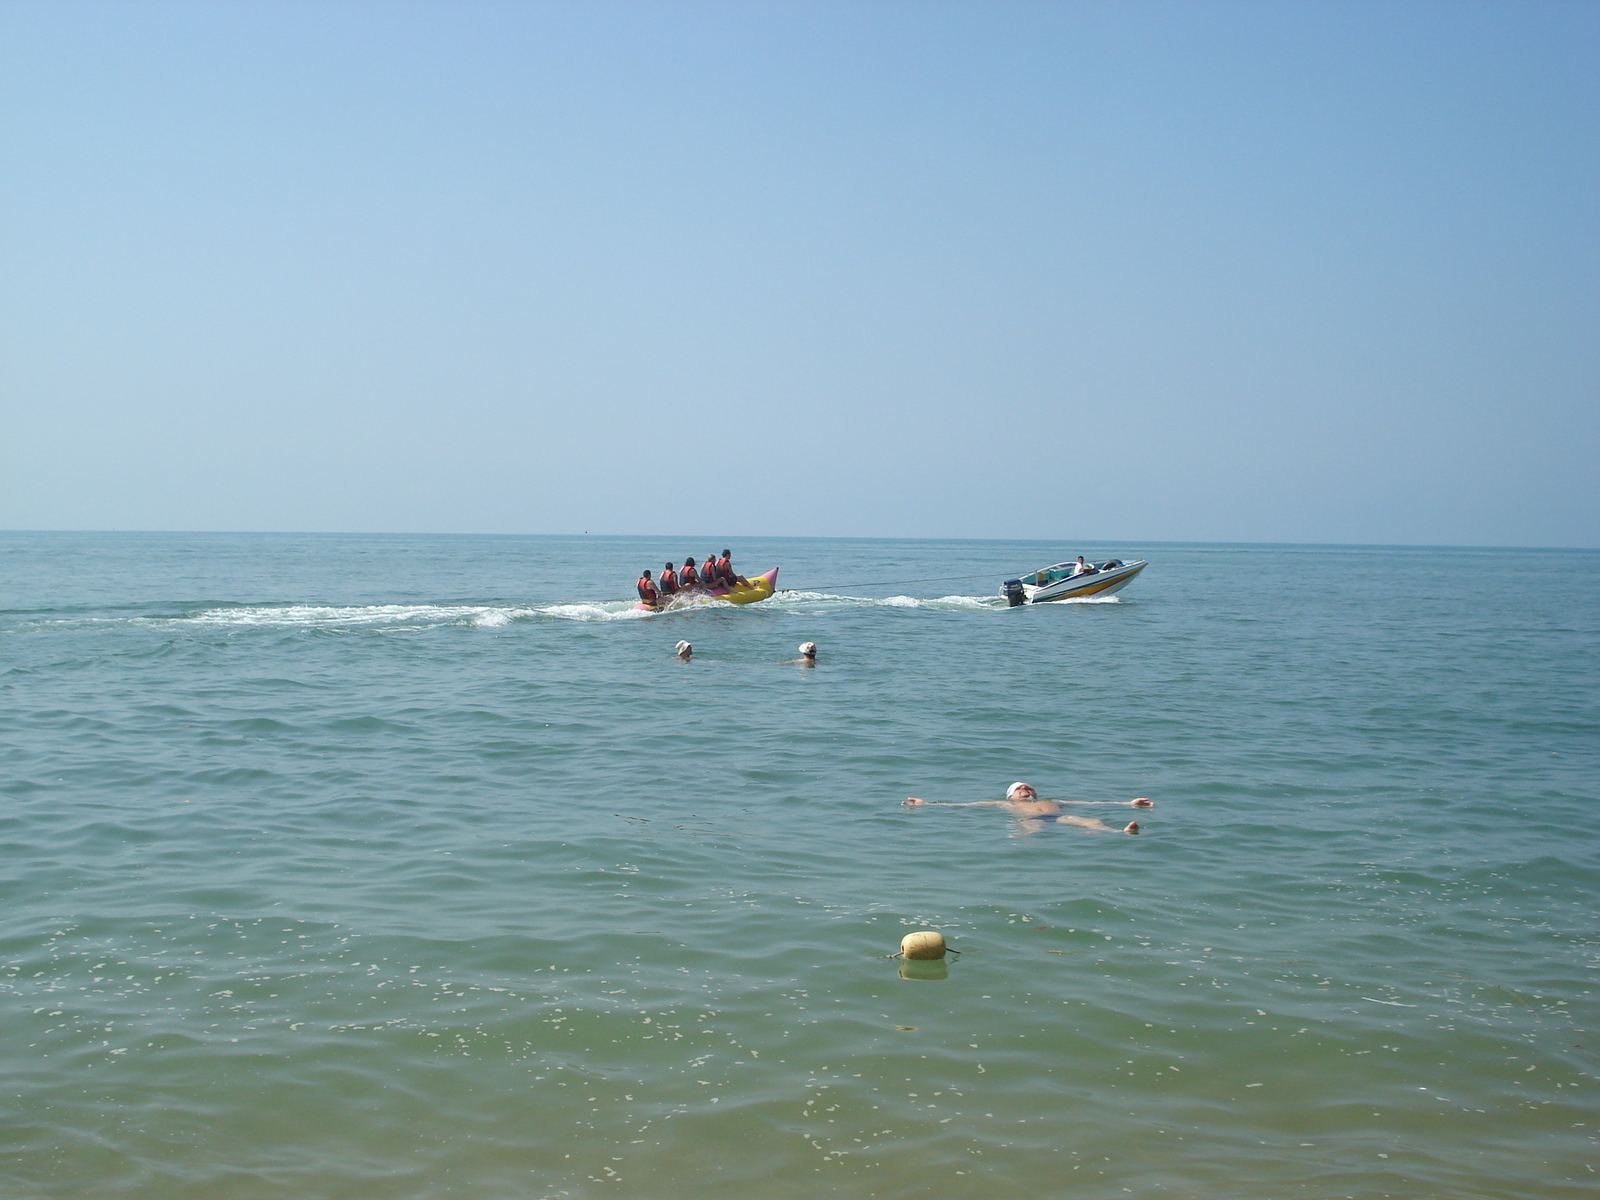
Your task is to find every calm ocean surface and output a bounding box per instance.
[2,532,1596,1200]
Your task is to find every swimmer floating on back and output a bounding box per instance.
[902,782,1149,834]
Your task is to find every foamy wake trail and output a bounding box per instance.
[533,602,652,622]
[771,591,1007,611]
[130,590,1062,630]
[184,604,500,629]
[171,601,649,629]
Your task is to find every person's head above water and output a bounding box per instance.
[1005,782,1038,802]
[798,642,816,658]
[675,640,692,660]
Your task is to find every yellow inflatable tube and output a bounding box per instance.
[712,567,778,605]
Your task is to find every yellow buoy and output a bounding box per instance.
[899,930,947,960]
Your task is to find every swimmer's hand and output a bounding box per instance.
[902,797,926,806]
[1131,797,1153,808]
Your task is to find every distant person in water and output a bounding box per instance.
[637,569,661,609]
[675,640,692,661]
[902,782,1148,833]
[781,642,817,666]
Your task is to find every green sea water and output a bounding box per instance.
[2,532,1596,1199]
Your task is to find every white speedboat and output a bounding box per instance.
[1001,559,1147,605]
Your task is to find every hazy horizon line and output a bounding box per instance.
[4,529,1596,553]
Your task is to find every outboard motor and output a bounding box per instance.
[1002,579,1027,607]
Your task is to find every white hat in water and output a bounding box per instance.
[675,640,692,657]
[799,642,816,656]
[1006,782,1035,800]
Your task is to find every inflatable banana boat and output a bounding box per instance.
[637,567,779,612]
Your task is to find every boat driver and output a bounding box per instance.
[1070,556,1093,576]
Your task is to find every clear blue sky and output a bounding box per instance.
[3,1,1595,545]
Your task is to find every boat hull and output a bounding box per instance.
[1016,560,1147,603]
[638,567,779,611]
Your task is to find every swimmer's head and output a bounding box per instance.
[798,642,816,658]
[1006,782,1037,801]
[675,640,692,659]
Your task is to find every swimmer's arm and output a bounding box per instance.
[1046,797,1154,808]
[902,798,1007,807]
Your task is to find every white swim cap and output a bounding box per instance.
[675,640,692,655]
[1006,782,1034,800]
[799,642,816,655]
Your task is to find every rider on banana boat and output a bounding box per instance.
[636,569,661,610]
[717,550,747,588]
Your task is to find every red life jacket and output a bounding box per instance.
[680,562,700,587]
[716,556,733,584]
[660,569,678,593]
[637,576,658,604]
